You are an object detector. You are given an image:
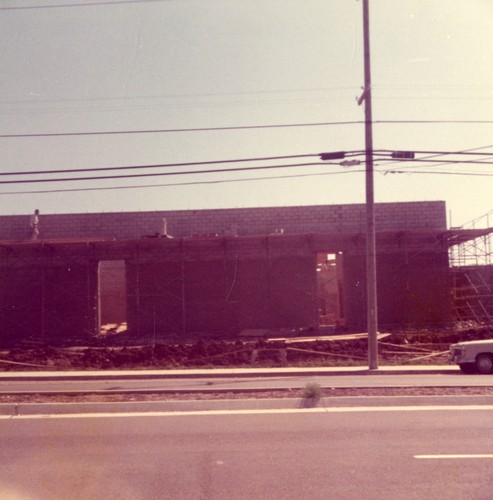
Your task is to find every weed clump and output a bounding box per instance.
[300,382,323,408]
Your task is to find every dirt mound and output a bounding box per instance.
[1,326,491,371]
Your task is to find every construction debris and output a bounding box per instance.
[0,326,491,371]
[268,333,391,344]
[100,323,128,335]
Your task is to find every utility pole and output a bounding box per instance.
[362,0,378,369]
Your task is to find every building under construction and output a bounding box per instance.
[0,201,491,346]
[449,209,493,326]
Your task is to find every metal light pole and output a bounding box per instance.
[362,0,378,369]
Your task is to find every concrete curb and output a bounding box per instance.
[0,365,458,382]
[1,394,492,417]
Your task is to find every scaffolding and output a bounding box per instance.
[449,209,493,325]
[449,209,493,267]
[451,266,493,325]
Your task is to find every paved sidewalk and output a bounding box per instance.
[0,364,458,381]
[0,365,472,417]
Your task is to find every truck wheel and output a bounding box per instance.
[459,363,476,374]
[475,354,493,374]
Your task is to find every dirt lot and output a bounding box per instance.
[1,326,491,372]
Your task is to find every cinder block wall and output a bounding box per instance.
[126,255,318,338]
[0,262,99,345]
[0,201,447,241]
[343,252,452,329]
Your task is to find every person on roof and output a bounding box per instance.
[30,209,40,240]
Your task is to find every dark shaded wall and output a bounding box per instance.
[0,232,453,346]
[343,251,451,329]
[0,257,98,346]
[126,240,318,339]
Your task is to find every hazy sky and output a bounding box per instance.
[0,0,492,227]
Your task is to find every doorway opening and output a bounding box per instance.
[316,252,344,327]
[98,260,127,334]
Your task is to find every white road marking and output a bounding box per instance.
[2,405,493,419]
[415,455,493,459]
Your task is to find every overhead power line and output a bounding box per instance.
[3,84,489,106]
[0,161,336,185]
[1,162,491,198]
[377,149,493,158]
[378,144,493,172]
[4,146,492,180]
[0,145,490,193]
[383,169,493,177]
[1,120,492,140]
[377,158,493,166]
[1,146,492,195]
[0,153,327,177]
[0,0,166,10]
[0,146,491,181]
[0,121,364,138]
[0,169,366,196]
[0,86,362,106]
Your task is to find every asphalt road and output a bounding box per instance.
[1,406,493,499]
[0,372,491,394]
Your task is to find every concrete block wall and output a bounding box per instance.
[150,201,447,236]
[0,212,164,241]
[126,254,318,338]
[0,201,447,242]
[0,262,98,345]
[343,251,452,328]
[0,229,452,344]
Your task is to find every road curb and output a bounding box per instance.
[0,366,458,382]
[1,394,492,417]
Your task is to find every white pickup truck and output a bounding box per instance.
[449,339,493,374]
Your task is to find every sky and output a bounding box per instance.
[0,0,492,228]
